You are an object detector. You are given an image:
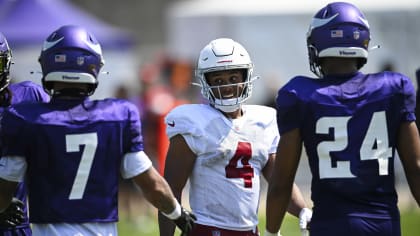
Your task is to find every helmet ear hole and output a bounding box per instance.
[41,80,53,95]
[357,58,367,70]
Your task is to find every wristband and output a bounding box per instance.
[161,200,181,220]
[264,229,281,236]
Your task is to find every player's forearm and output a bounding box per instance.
[406,167,420,207]
[398,122,420,207]
[140,177,179,214]
[144,184,173,212]
[266,183,292,233]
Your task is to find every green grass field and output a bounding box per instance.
[117,209,420,236]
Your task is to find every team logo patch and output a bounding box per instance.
[77,56,85,65]
[54,54,66,63]
[212,230,221,236]
[353,30,360,40]
[331,30,343,38]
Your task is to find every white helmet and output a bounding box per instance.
[195,38,256,112]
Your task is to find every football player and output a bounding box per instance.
[265,2,420,236]
[0,25,195,235]
[158,38,312,236]
[0,32,50,236]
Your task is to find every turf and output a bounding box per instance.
[117,209,420,235]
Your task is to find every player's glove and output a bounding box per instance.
[0,198,25,227]
[299,207,312,235]
[173,207,196,236]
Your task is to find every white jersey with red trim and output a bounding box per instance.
[165,104,279,231]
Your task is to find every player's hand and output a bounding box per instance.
[0,198,25,227]
[173,207,196,236]
[299,207,312,230]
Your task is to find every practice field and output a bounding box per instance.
[117,209,420,236]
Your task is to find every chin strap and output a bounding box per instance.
[214,103,241,113]
[213,97,242,113]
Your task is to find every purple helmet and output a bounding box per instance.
[0,33,12,92]
[39,25,105,96]
[307,2,370,77]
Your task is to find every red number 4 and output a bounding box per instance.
[225,141,254,188]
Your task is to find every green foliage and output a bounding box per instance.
[117,209,420,236]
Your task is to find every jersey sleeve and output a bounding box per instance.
[0,156,27,182]
[268,118,280,154]
[124,101,144,153]
[400,74,416,122]
[275,78,304,135]
[121,102,152,178]
[164,104,205,154]
[120,151,152,179]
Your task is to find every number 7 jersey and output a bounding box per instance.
[276,71,416,220]
[0,97,145,223]
[165,104,279,231]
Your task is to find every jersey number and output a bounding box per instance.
[225,141,254,188]
[66,133,98,200]
[316,111,392,179]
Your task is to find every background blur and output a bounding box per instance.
[2,0,419,234]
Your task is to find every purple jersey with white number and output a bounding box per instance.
[1,97,144,223]
[0,81,49,232]
[276,71,415,221]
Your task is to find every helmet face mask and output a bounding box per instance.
[0,33,12,92]
[195,38,255,113]
[307,2,371,77]
[39,25,105,96]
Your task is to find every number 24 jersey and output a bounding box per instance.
[276,71,416,220]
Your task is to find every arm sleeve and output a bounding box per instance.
[120,151,152,179]
[0,156,27,182]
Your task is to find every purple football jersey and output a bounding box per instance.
[1,97,144,224]
[276,71,415,221]
[0,81,49,232]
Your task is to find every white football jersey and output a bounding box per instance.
[165,104,279,231]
